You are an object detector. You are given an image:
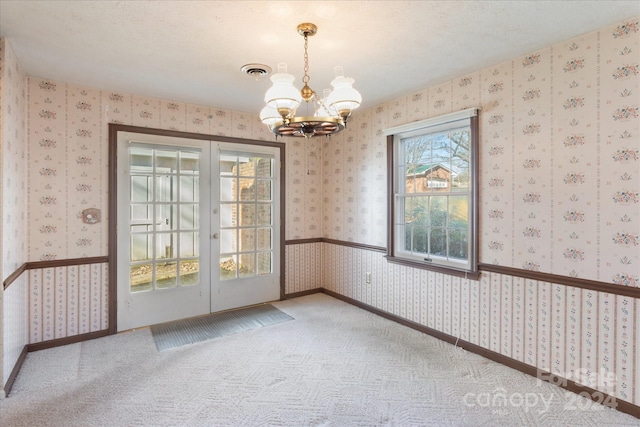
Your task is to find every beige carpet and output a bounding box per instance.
[0,293,637,426]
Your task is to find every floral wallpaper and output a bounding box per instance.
[27,80,307,261]
[0,38,29,391]
[1,39,27,279]
[286,138,322,239]
[321,18,639,287]
[321,108,387,244]
[311,17,640,409]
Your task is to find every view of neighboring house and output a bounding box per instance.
[405,164,453,193]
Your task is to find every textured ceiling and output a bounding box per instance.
[1,1,638,113]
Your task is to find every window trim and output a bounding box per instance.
[385,108,480,280]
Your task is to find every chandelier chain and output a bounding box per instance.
[302,34,310,85]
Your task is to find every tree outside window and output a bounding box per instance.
[387,109,478,277]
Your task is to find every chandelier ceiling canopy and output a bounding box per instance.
[259,23,362,139]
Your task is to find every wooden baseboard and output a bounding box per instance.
[321,288,640,420]
[3,345,28,397]
[283,288,322,299]
[27,330,110,352]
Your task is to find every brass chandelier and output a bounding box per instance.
[260,23,362,139]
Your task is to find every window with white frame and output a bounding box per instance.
[386,108,479,277]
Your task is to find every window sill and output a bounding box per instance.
[385,255,480,280]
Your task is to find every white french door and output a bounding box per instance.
[116,132,280,331]
[211,144,280,312]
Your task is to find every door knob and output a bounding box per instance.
[212,233,219,239]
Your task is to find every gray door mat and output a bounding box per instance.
[150,304,294,351]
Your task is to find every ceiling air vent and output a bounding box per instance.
[241,63,272,78]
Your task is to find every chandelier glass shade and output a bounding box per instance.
[260,23,362,139]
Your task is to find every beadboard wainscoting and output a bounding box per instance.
[1,274,28,395]
[284,240,323,296]
[27,262,109,344]
[318,241,640,414]
[2,258,109,395]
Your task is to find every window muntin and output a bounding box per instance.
[218,153,275,280]
[388,110,478,275]
[128,145,202,292]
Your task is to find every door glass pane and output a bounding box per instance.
[220,156,237,176]
[257,228,271,250]
[238,254,256,277]
[128,145,202,293]
[180,152,199,173]
[131,176,152,202]
[156,232,177,259]
[257,180,272,201]
[219,152,275,282]
[179,232,198,257]
[238,158,255,177]
[220,255,237,280]
[130,147,153,170]
[180,205,198,230]
[131,234,152,261]
[240,229,256,252]
[239,178,255,201]
[257,252,271,275]
[179,260,199,286]
[180,176,199,202]
[130,264,152,293]
[256,158,272,177]
[156,262,178,289]
[256,204,271,226]
[155,175,177,202]
[156,205,178,231]
[239,204,256,226]
[220,229,237,253]
[220,177,236,201]
[220,203,236,228]
[131,224,151,233]
[156,150,178,172]
[131,204,151,222]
